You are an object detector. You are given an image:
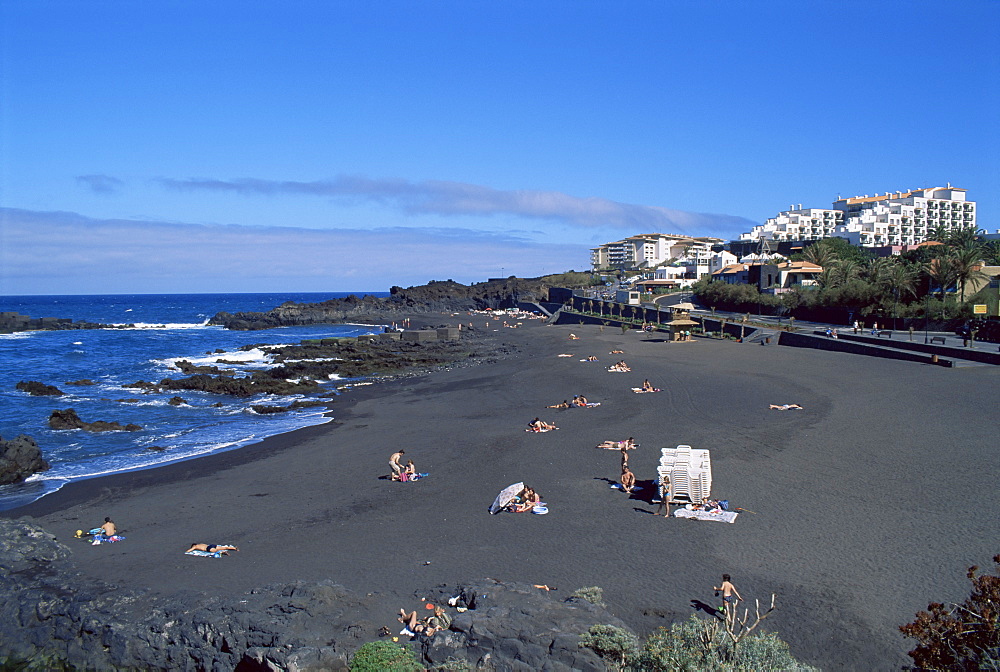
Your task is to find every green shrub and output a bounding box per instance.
[580,624,640,670]
[571,586,607,607]
[349,640,423,672]
[633,615,818,672]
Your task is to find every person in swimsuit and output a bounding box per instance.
[389,449,405,480]
[620,466,635,493]
[546,400,570,408]
[186,543,239,555]
[713,573,743,618]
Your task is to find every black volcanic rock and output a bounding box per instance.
[48,409,142,432]
[0,519,618,671]
[0,435,50,485]
[209,277,563,330]
[16,380,64,396]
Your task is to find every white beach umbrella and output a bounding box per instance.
[489,482,524,514]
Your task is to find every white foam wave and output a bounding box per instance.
[107,321,215,330]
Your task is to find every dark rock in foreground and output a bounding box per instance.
[48,408,142,432]
[16,380,64,396]
[0,518,617,671]
[0,435,50,485]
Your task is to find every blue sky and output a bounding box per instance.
[2,0,997,295]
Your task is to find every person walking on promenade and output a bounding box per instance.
[713,573,743,621]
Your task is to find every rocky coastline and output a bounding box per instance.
[0,518,618,671]
[208,277,570,330]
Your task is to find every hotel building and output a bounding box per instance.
[739,185,976,249]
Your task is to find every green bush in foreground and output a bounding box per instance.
[572,586,607,607]
[581,616,818,672]
[349,640,423,672]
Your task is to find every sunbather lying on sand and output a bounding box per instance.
[568,333,580,340]
[398,604,451,637]
[527,418,558,431]
[608,360,631,372]
[557,353,574,357]
[597,437,636,450]
[582,355,599,361]
[769,403,803,410]
[641,379,655,393]
[546,400,571,408]
[186,543,239,555]
[610,349,624,354]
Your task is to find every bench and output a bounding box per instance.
[930,336,946,345]
[877,330,892,338]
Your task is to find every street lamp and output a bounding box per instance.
[924,292,930,344]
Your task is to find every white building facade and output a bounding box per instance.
[738,186,976,249]
[590,234,723,271]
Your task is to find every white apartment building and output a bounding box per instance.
[739,206,844,244]
[738,186,976,249]
[590,234,723,271]
[829,186,975,247]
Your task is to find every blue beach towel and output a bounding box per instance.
[185,550,223,558]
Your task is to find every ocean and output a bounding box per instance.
[0,292,389,511]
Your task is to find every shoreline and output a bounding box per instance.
[5,312,999,669]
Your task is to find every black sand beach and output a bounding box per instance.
[7,314,999,670]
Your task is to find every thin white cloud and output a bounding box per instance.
[157,175,757,237]
[76,174,125,195]
[0,208,587,295]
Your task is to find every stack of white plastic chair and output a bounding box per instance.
[658,445,711,504]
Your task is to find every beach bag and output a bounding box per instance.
[400,472,409,482]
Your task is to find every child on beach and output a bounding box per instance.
[713,574,742,617]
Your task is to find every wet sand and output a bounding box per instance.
[7,314,999,670]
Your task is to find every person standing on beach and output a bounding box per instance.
[389,449,405,481]
[655,476,671,517]
[713,574,742,618]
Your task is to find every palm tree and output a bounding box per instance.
[862,258,893,290]
[802,241,838,268]
[885,263,916,320]
[831,260,860,287]
[925,257,957,302]
[950,244,989,303]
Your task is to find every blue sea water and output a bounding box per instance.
[0,292,389,511]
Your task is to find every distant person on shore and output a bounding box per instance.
[91,516,118,544]
[641,379,655,392]
[390,449,406,481]
[402,460,417,481]
[620,466,635,493]
[528,418,557,431]
[186,543,239,555]
[100,517,116,537]
[513,487,541,512]
[547,400,570,409]
[713,574,743,617]
[655,476,671,517]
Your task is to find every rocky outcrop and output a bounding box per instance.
[48,409,142,432]
[0,519,620,671]
[209,277,572,330]
[0,435,50,485]
[16,380,64,396]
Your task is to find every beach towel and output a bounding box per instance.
[673,509,738,523]
[610,484,642,491]
[526,427,556,432]
[557,354,574,357]
[90,535,125,544]
[400,472,429,482]
[185,550,223,558]
[532,505,549,514]
[631,388,661,393]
